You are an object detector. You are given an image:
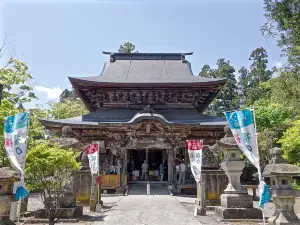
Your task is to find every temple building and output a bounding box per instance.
[41,51,227,200]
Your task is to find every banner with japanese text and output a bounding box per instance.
[186,140,203,183]
[224,109,260,169]
[85,143,99,174]
[4,112,29,176]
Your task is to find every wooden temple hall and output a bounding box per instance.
[41,51,227,200]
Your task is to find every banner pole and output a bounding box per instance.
[251,108,266,225]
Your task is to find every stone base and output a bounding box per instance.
[206,199,220,206]
[0,219,16,225]
[34,206,83,219]
[215,206,263,220]
[268,211,300,225]
[221,193,253,208]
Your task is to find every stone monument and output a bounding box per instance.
[211,126,262,220]
[34,176,83,219]
[263,147,300,225]
[0,167,20,225]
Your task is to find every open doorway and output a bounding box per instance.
[127,149,167,182]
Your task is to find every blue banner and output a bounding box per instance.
[259,181,271,208]
[224,109,259,169]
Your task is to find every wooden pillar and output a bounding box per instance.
[168,149,172,183]
[172,148,178,194]
[120,148,127,188]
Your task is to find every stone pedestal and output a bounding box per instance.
[74,170,92,202]
[201,146,226,206]
[0,167,20,225]
[214,158,262,219]
[268,190,300,225]
[211,126,262,220]
[263,147,300,225]
[34,176,84,219]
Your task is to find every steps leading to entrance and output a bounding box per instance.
[128,183,170,195]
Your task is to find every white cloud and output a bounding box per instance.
[273,61,283,69]
[35,86,62,101]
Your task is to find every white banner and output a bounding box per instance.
[224,109,260,169]
[85,143,99,174]
[4,112,29,176]
[186,140,203,183]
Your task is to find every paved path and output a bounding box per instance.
[96,195,201,225]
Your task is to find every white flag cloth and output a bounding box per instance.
[224,109,260,169]
[186,140,203,183]
[85,143,99,174]
[4,112,29,176]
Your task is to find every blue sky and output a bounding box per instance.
[1,0,283,108]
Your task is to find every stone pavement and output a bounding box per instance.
[26,189,300,225]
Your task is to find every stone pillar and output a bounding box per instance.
[89,174,98,212]
[0,167,20,224]
[212,126,262,220]
[195,174,207,215]
[202,146,226,206]
[263,147,300,225]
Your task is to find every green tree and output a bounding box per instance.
[0,51,37,166]
[238,48,273,106]
[0,57,37,106]
[252,99,292,166]
[199,58,239,117]
[279,120,300,166]
[48,98,88,119]
[59,88,78,102]
[262,0,300,66]
[118,42,138,53]
[269,69,300,115]
[25,142,80,225]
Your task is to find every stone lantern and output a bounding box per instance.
[263,147,300,225]
[0,167,20,224]
[211,126,262,220]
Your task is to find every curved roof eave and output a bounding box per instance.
[68,76,227,88]
[39,114,227,129]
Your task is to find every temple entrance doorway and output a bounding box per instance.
[127,149,168,182]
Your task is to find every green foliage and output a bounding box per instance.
[279,120,300,165]
[269,69,300,114]
[118,42,138,53]
[252,99,292,165]
[25,142,80,224]
[292,178,300,190]
[0,58,37,105]
[200,58,239,117]
[28,107,51,144]
[48,98,88,120]
[59,88,78,102]
[253,99,291,132]
[262,0,300,66]
[25,141,80,191]
[238,48,273,106]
